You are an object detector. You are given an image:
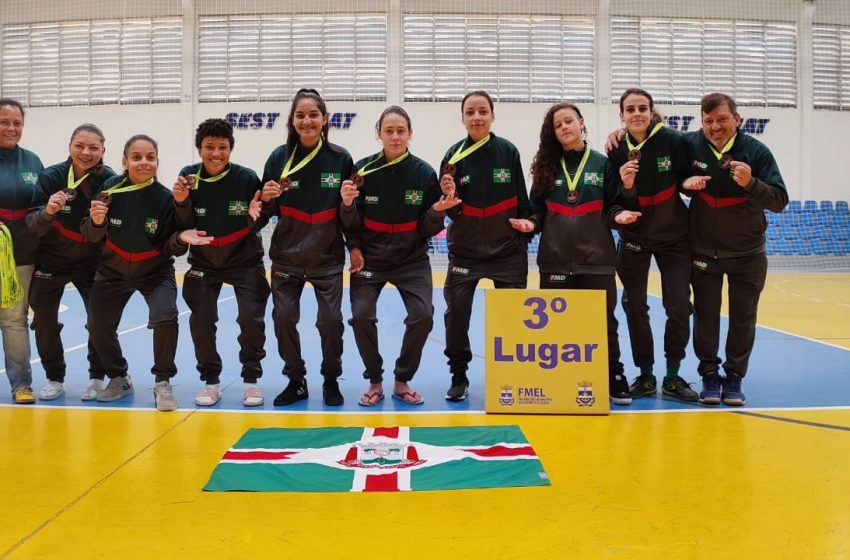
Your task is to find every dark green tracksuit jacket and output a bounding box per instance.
[440,134,530,265]
[261,142,354,276]
[0,146,44,265]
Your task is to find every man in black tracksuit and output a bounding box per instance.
[609,124,697,401]
[175,119,270,407]
[341,147,446,405]
[28,156,115,399]
[683,93,788,406]
[261,136,354,406]
[440,133,530,400]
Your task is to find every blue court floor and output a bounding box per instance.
[2,286,849,412]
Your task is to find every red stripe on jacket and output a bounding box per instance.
[105,240,161,262]
[546,199,604,217]
[51,220,86,243]
[461,196,518,218]
[363,218,417,234]
[698,192,748,208]
[280,206,338,224]
[638,185,677,207]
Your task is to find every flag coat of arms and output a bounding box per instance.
[204,425,550,492]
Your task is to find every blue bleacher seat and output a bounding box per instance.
[836,240,850,255]
[788,200,802,212]
[792,238,809,255]
[836,201,850,214]
[819,201,834,212]
[830,224,850,240]
[774,239,793,255]
[811,239,829,255]
[803,200,818,212]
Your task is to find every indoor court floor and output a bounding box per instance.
[1,272,849,559]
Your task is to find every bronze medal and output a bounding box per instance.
[567,190,579,204]
[442,163,456,177]
[186,175,198,190]
[62,188,78,202]
[96,192,112,206]
[719,155,733,170]
[628,150,641,162]
[351,173,365,189]
[280,177,293,191]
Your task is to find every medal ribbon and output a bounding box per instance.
[0,225,22,309]
[192,163,231,186]
[447,135,491,166]
[560,145,592,193]
[103,177,155,195]
[280,139,323,181]
[66,166,90,192]
[356,150,410,177]
[708,133,737,161]
[625,122,665,153]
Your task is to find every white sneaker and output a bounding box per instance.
[195,384,221,406]
[38,381,65,401]
[82,379,104,401]
[243,384,264,407]
[154,380,178,412]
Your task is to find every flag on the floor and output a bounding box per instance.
[204,425,550,492]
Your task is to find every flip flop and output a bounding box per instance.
[392,391,424,405]
[359,392,385,407]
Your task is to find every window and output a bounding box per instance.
[403,14,595,103]
[610,18,797,107]
[197,15,387,102]
[813,25,850,110]
[0,19,182,106]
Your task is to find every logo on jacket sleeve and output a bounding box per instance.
[194,207,207,216]
[21,172,38,185]
[228,200,248,216]
[492,168,512,183]
[144,218,158,234]
[320,173,341,189]
[583,172,603,187]
[657,156,672,172]
[404,189,423,206]
[692,160,708,171]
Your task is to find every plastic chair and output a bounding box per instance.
[819,200,834,212]
[835,201,849,214]
[803,200,818,212]
[788,200,802,213]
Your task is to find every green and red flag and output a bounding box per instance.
[204,425,550,492]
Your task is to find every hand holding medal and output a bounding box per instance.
[89,196,110,225]
[45,190,70,216]
[172,175,192,203]
[261,180,284,202]
[340,177,359,207]
[619,159,639,190]
[729,160,753,188]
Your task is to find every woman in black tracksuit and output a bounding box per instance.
[82,134,210,411]
[27,124,115,401]
[340,106,459,406]
[174,118,270,408]
[259,88,354,407]
[607,88,698,402]
[439,90,530,402]
[510,103,641,405]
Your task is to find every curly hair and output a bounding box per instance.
[195,118,234,150]
[530,103,584,197]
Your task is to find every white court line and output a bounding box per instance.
[0,295,236,374]
[4,402,850,415]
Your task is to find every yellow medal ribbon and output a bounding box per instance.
[103,177,155,195]
[280,139,323,181]
[708,133,737,161]
[0,225,22,309]
[625,122,665,154]
[560,144,592,193]
[448,135,491,166]
[192,163,230,187]
[356,150,410,177]
[67,166,90,192]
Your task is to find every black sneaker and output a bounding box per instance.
[661,375,699,402]
[609,374,632,405]
[322,378,344,407]
[629,375,657,398]
[699,373,722,405]
[722,374,746,406]
[445,374,469,402]
[273,377,308,406]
